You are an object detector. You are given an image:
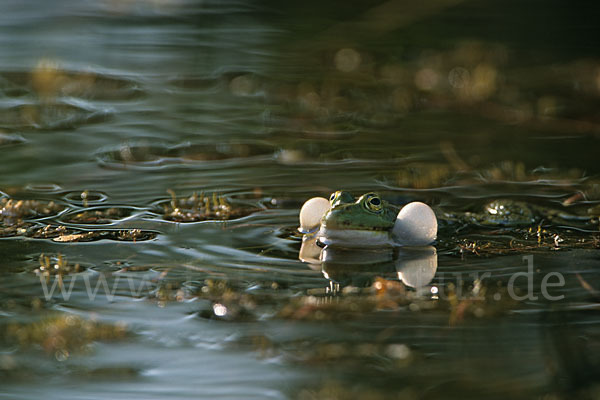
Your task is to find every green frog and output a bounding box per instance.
[317,191,400,247]
[469,200,536,226]
[453,199,594,227]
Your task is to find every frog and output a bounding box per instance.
[299,191,438,247]
[469,200,536,226]
[449,199,595,228]
[328,190,355,208]
[317,191,400,247]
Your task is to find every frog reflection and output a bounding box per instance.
[299,236,437,289]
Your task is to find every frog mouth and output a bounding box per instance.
[321,221,391,231]
[317,226,392,247]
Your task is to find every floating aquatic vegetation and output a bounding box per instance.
[0,223,30,238]
[153,280,188,305]
[1,62,142,101]
[145,277,284,321]
[275,277,516,327]
[179,274,516,325]
[0,197,64,225]
[194,279,262,322]
[26,224,157,243]
[453,228,600,258]
[0,194,156,241]
[278,278,413,322]
[27,224,71,239]
[2,314,127,357]
[113,229,157,242]
[60,207,134,224]
[160,190,258,223]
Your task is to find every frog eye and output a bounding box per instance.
[364,195,382,212]
[330,191,345,205]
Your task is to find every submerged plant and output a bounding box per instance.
[34,253,83,278]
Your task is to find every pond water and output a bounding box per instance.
[1,1,600,399]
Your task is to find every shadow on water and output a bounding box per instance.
[1,0,600,399]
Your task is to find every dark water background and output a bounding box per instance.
[1,1,600,399]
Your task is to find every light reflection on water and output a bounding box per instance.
[1,0,600,399]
